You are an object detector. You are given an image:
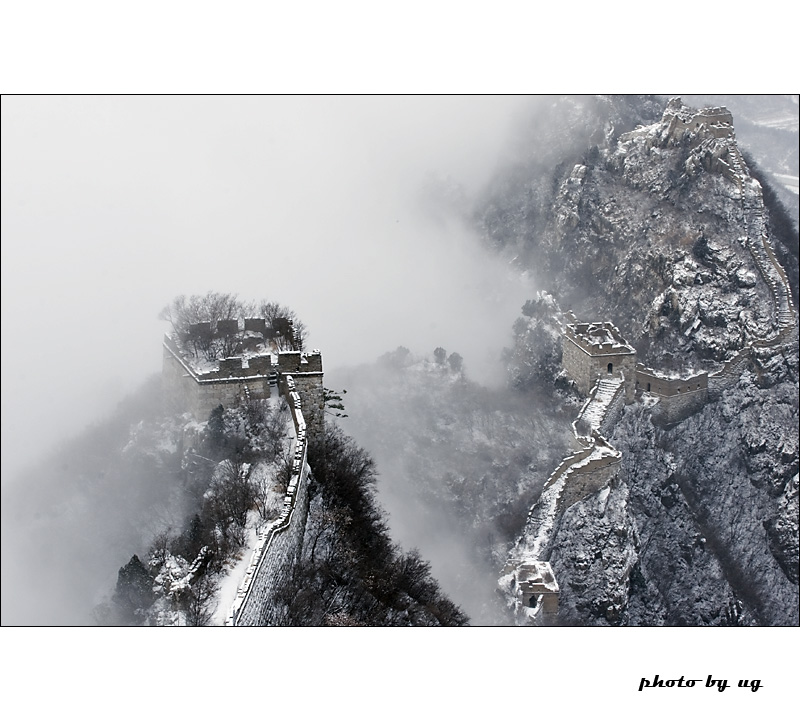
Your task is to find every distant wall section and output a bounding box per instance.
[635,365,708,425]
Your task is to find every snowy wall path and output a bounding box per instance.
[502,105,798,623]
[573,376,625,439]
[511,375,625,565]
[501,373,623,621]
[225,376,311,626]
[740,176,796,339]
[708,150,798,395]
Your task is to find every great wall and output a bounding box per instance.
[162,331,324,445]
[225,373,311,625]
[159,101,797,626]
[500,99,799,623]
[161,318,324,626]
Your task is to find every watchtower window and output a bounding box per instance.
[607,362,613,374]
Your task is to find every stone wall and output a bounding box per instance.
[573,376,626,440]
[503,99,798,624]
[651,389,708,426]
[161,333,326,622]
[277,352,324,449]
[558,434,621,510]
[162,338,273,421]
[562,334,636,401]
[661,98,735,141]
[502,358,626,618]
[277,351,323,374]
[162,336,325,441]
[545,445,596,489]
[215,319,239,336]
[499,560,559,622]
[226,405,310,626]
[161,340,199,416]
[545,378,624,509]
[635,365,709,425]
[598,381,626,438]
[635,366,708,397]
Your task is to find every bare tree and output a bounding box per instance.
[185,573,220,626]
[205,460,256,546]
[161,293,309,356]
[149,529,173,568]
[263,400,291,457]
[259,301,307,351]
[160,292,241,336]
[253,467,284,524]
[160,292,254,360]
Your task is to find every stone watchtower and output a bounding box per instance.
[161,319,325,446]
[561,321,637,401]
[500,559,560,623]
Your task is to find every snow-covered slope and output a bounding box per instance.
[488,97,798,625]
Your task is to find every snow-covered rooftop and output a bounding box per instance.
[566,321,636,355]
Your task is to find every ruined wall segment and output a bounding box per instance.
[499,560,559,620]
[660,98,735,140]
[161,335,274,421]
[161,319,325,443]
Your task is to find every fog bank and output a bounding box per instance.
[2,95,536,483]
[2,96,541,625]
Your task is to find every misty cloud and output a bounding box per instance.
[1,95,540,624]
[2,96,536,482]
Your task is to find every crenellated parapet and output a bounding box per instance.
[562,320,636,402]
[635,365,709,426]
[162,332,325,445]
[276,350,323,374]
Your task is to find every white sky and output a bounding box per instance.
[1,95,538,481]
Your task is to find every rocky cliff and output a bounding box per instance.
[488,97,798,625]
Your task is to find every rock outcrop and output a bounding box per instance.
[493,97,798,626]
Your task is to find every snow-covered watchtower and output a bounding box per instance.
[562,321,637,402]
